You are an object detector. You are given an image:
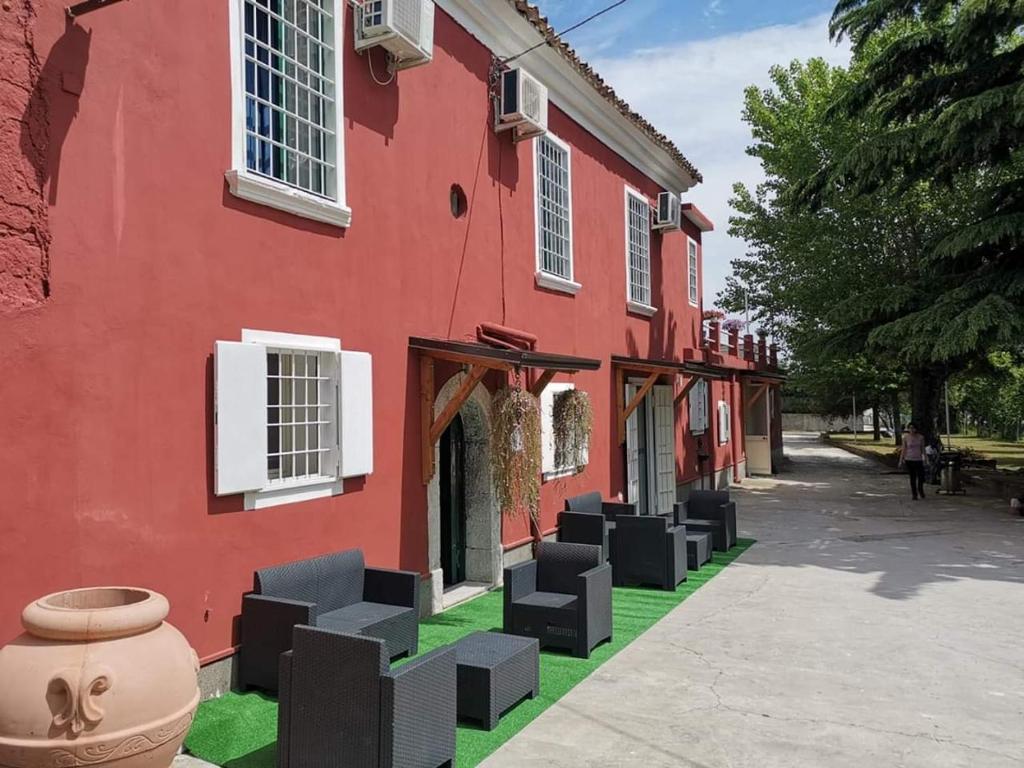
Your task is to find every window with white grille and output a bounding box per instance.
[228,0,349,227]
[625,189,652,308]
[214,330,373,510]
[688,238,699,306]
[266,350,333,483]
[535,134,573,282]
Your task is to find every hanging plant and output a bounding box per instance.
[553,389,592,471]
[491,384,541,523]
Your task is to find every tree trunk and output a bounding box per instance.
[910,368,941,444]
[891,391,902,446]
[872,399,881,441]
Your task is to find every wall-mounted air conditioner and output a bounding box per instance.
[354,0,434,71]
[496,66,548,141]
[653,191,681,231]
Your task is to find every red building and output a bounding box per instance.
[0,0,781,693]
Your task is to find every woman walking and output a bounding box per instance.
[899,423,927,500]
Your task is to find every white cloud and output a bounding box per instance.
[589,13,851,307]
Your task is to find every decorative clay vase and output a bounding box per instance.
[0,587,199,768]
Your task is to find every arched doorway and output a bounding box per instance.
[425,372,501,614]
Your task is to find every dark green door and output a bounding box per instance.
[440,414,467,586]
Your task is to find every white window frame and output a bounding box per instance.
[241,329,344,509]
[533,133,580,295]
[624,186,656,317]
[226,0,351,228]
[718,400,731,445]
[540,382,589,480]
[687,236,699,307]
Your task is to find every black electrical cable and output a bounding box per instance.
[502,0,633,65]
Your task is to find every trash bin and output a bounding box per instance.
[938,451,965,495]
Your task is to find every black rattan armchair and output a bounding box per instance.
[612,515,687,590]
[278,626,455,768]
[503,541,612,658]
[559,491,637,561]
[674,500,728,552]
[688,490,737,548]
[240,548,419,692]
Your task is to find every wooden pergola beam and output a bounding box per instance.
[673,374,700,405]
[746,382,769,409]
[529,369,557,397]
[420,357,435,484]
[618,371,660,444]
[429,364,489,444]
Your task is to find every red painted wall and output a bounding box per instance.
[0,1,722,661]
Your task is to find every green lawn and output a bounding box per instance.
[184,539,754,768]
[828,433,1024,469]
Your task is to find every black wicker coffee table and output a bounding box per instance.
[453,631,539,730]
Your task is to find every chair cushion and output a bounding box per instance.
[316,549,365,614]
[536,541,602,594]
[513,592,578,610]
[317,601,410,634]
[564,491,602,516]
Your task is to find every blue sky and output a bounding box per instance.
[538,0,850,306]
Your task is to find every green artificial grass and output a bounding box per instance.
[185,539,755,768]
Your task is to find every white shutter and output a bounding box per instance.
[214,341,267,496]
[340,351,373,478]
[689,379,706,434]
[625,383,640,505]
[718,401,731,445]
[653,385,676,516]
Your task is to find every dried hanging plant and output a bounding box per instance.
[491,384,541,522]
[553,388,592,471]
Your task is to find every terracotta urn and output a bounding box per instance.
[0,587,199,768]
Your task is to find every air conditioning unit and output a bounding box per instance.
[653,191,681,230]
[496,66,548,141]
[354,0,434,71]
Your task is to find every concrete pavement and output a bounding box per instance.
[482,434,1024,768]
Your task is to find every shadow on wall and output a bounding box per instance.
[21,19,92,206]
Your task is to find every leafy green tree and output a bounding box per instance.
[820,1,1024,393]
[721,54,983,440]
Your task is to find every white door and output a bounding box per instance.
[745,384,772,475]
[653,385,676,516]
[625,384,640,506]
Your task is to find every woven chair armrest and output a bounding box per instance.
[601,501,636,520]
[504,559,538,601]
[672,501,688,525]
[243,593,317,626]
[577,562,612,598]
[385,645,456,682]
[667,525,687,571]
[364,567,420,609]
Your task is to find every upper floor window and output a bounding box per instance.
[688,238,699,306]
[534,134,579,294]
[226,0,351,228]
[625,187,654,314]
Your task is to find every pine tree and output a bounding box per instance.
[820,1,1024,364]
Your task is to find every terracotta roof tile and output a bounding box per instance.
[508,0,702,184]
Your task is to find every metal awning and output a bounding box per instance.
[412,337,601,483]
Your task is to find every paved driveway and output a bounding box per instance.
[483,434,1024,768]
